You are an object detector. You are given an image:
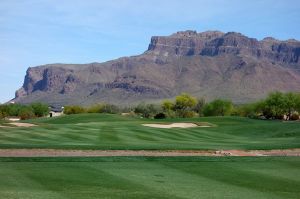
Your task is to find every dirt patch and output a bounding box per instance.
[0,149,299,157]
[142,123,208,128]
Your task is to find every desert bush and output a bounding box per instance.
[203,99,233,116]
[64,106,86,115]
[162,100,174,112]
[134,103,161,118]
[154,113,166,119]
[87,104,104,113]
[181,111,196,118]
[30,103,49,117]
[193,98,206,115]
[174,93,197,118]
[100,104,120,114]
[18,107,35,120]
[7,104,24,116]
[290,113,299,120]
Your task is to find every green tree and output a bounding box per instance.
[161,100,175,118]
[7,104,24,116]
[264,92,286,119]
[18,107,35,120]
[30,103,49,117]
[193,98,206,115]
[174,93,197,118]
[162,100,174,112]
[203,99,233,116]
[283,92,300,120]
[134,103,161,118]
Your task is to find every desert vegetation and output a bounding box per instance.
[0,103,49,120]
[2,92,300,121]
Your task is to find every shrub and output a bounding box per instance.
[193,98,206,115]
[64,106,86,115]
[162,100,174,112]
[18,107,35,120]
[7,104,24,116]
[100,104,120,114]
[154,113,166,119]
[290,113,299,121]
[203,99,233,116]
[174,93,197,118]
[134,103,161,118]
[87,104,104,113]
[30,103,49,117]
[181,111,196,118]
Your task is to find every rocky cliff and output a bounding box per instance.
[13,30,300,106]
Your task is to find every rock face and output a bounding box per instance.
[13,30,300,106]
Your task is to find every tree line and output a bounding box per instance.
[1,91,300,120]
[0,103,49,120]
[60,91,300,121]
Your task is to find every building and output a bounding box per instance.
[49,106,64,117]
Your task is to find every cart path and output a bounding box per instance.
[0,149,299,157]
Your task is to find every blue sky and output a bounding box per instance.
[0,0,300,103]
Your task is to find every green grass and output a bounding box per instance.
[0,114,299,150]
[0,157,299,199]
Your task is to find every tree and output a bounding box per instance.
[161,100,176,118]
[174,93,197,118]
[7,104,24,116]
[134,103,161,118]
[193,98,206,115]
[203,99,233,116]
[162,100,174,112]
[283,92,300,120]
[18,107,35,120]
[30,103,49,117]
[264,91,286,119]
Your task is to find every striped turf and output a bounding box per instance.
[0,157,299,199]
[0,114,299,150]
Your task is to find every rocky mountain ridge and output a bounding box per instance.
[13,30,300,106]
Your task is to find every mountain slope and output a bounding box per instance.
[13,30,300,106]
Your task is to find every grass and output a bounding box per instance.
[0,157,299,199]
[0,114,299,150]
[1,114,299,198]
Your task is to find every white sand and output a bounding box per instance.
[9,122,37,127]
[142,123,199,128]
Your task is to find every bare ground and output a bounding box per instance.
[0,149,299,157]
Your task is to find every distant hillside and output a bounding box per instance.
[13,30,300,106]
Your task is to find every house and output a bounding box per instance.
[49,106,64,117]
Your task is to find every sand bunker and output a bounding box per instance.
[0,122,36,128]
[11,122,37,127]
[142,123,209,128]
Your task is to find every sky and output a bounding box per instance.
[0,0,300,103]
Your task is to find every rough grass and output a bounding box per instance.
[0,156,299,199]
[0,114,299,150]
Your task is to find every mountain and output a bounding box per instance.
[13,30,300,106]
